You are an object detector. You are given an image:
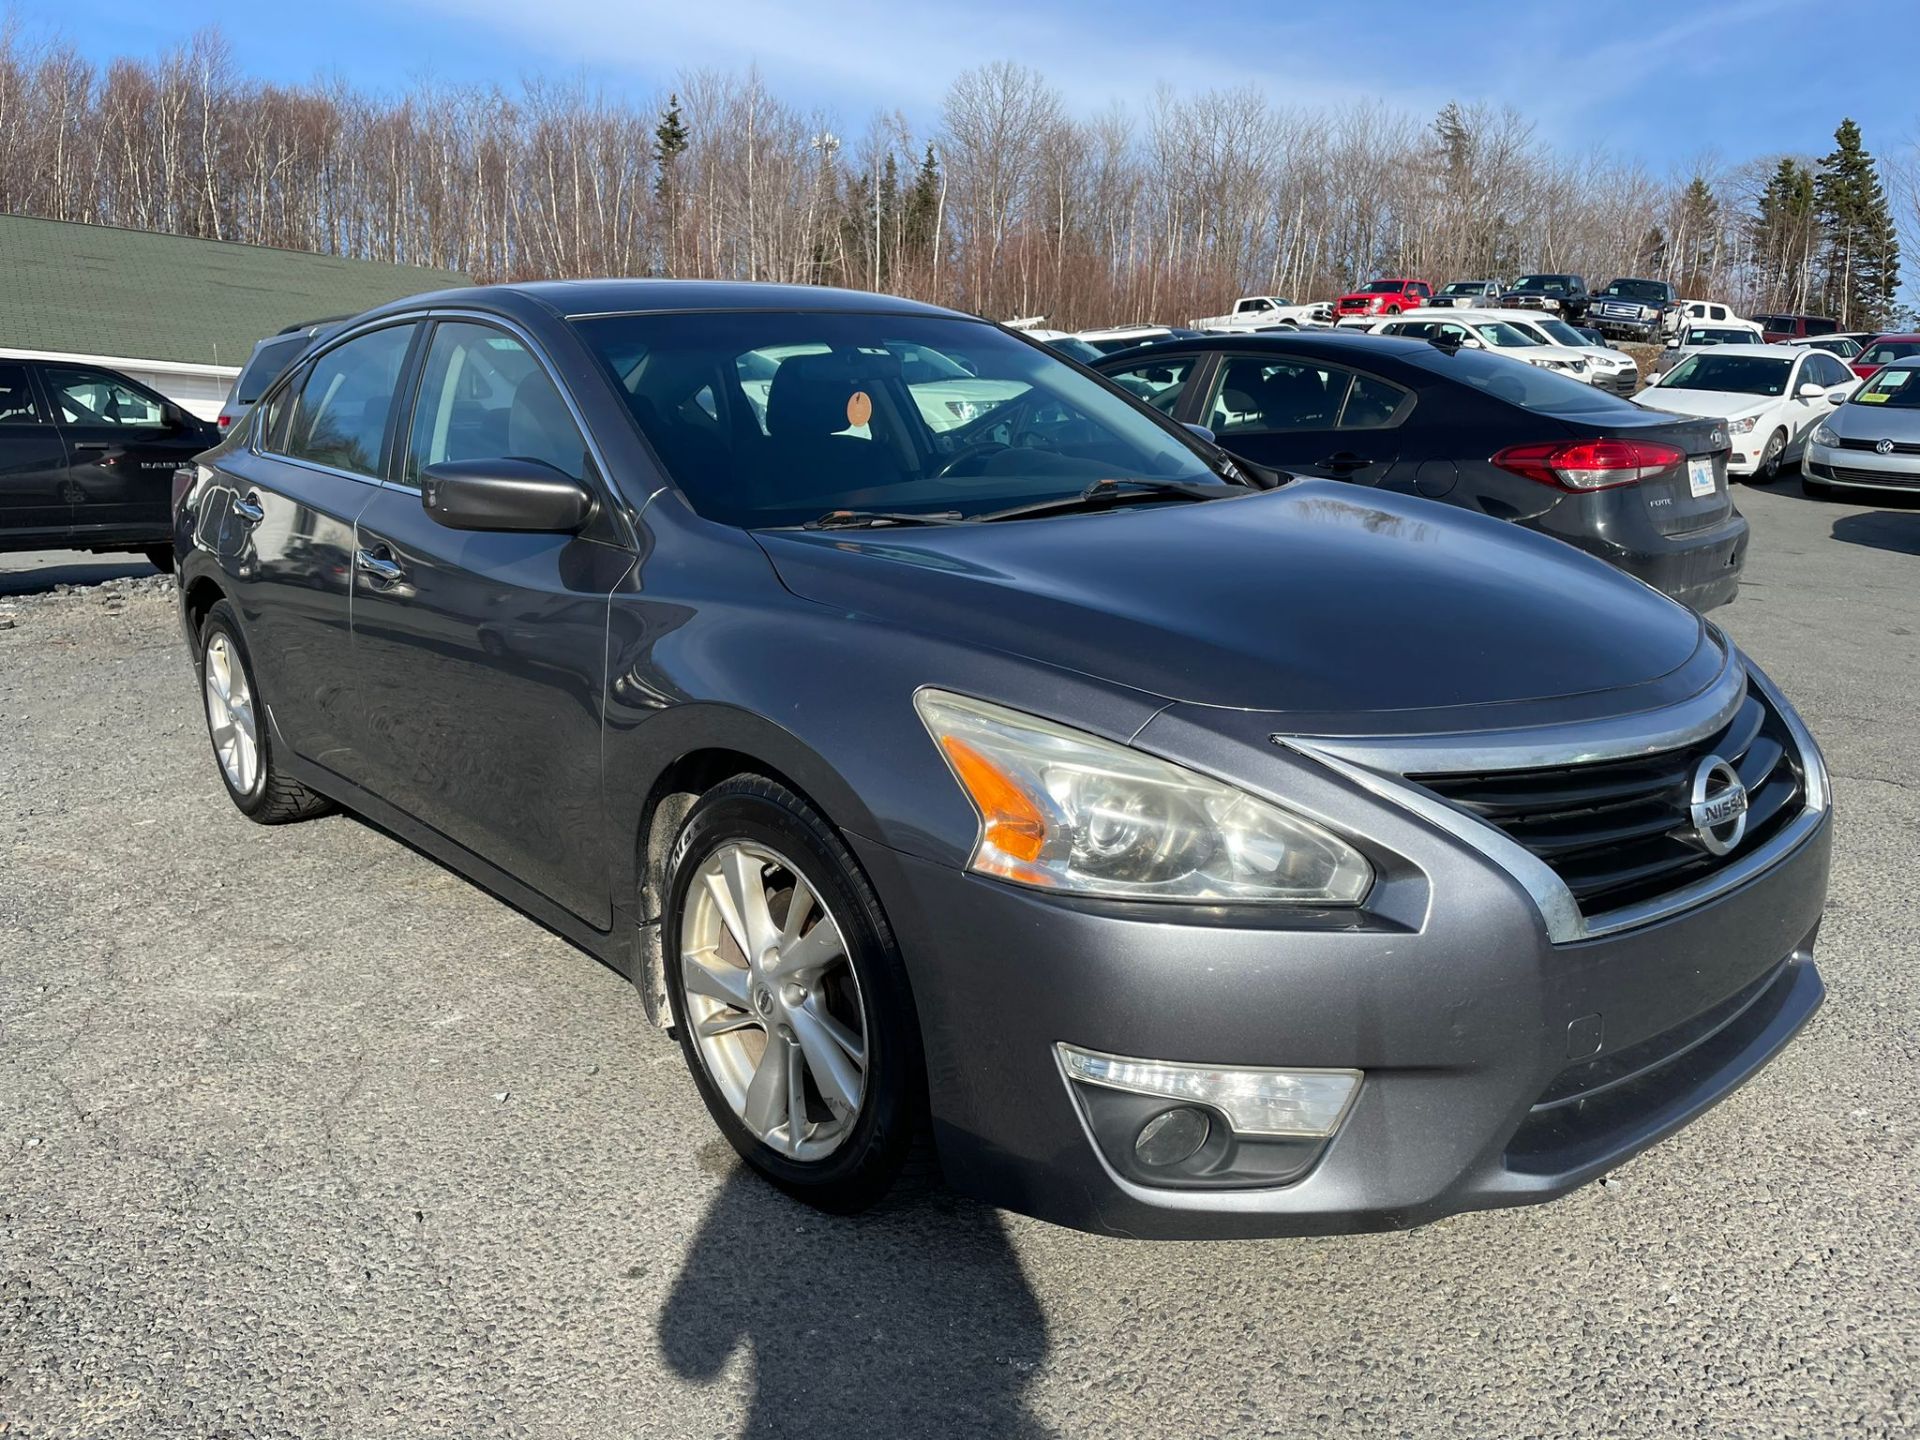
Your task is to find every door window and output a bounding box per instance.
[1340,374,1410,429]
[282,324,415,478]
[1806,354,1852,388]
[43,366,167,428]
[1102,355,1201,416]
[0,363,45,424]
[404,322,589,485]
[1205,358,1344,433]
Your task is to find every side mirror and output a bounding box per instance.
[421,458,594,533]
[1796,382,1828,400]
[1666,337,1680,348]
[1183,422,1219,447]
[1826,388,1849,404]
[1459,337,1485,349]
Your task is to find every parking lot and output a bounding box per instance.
[1,481,1915,1438]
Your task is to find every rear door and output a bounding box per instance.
[348,317,630,927]
[39,363,205,537]
[1198,352,1411,486]
[0,361,70,540]
[216,321,420,769]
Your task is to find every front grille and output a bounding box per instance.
[1837,436,1920,455]
[1411,685,1805,919]
[1823,462,1920,486]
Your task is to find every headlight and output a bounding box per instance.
[944,399,986,423]
[1729,415,1759,434]
[1813,423,1839,447]
[915,690,1373,904]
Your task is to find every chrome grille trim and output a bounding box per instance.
[1278,647,1828,945]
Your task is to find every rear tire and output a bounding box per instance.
[198,601,333,824]
[664,775,925,1213]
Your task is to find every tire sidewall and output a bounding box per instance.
[198,602,275,818]
[663,781,923,1207]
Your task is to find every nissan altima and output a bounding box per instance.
[172,281,1831,1239]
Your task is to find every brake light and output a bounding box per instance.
[218,413,232,428]
[1492,439,1686,491]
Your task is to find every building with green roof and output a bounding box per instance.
[0,215,469,417]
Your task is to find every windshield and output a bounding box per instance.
[1685,328,1758,347]
[1537,319,1590,346]
[1861,339,1920,367]
[1599,280,1667,302]
[1657,354,1792,395]
[1511,276,1568,294]
[1849,366,1920,408]
[1360,280,1407,294]
[573,311,1219,527]
[1439,283,1482,295]
[1474,322,1540,348]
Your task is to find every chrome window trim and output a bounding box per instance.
[1282,648,1829,945]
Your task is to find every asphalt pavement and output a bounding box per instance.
[1,484,1916,1438]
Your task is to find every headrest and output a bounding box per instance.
[766,352,886,439]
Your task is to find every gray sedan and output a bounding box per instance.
[1804,356,1920,497]
[172,280,1830,1239]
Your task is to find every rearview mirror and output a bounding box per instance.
[421,458,594,533]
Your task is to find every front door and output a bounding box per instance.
[1200,353,1409,486]
[0,361,70,540]
[349,318,630,928]
[39,363,201,537]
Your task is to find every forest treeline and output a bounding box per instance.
[0,28,1908,329]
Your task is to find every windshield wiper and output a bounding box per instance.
[800,509,968,531]
[975,476,1238,524]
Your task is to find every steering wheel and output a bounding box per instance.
[932,441,1012,480]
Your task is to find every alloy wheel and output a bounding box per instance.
[1759,430,1785,480]
[679,841,867,1162]
[203,632,261,795]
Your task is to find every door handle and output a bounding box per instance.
[72,441,112,452]
[1319,452,1371,473]
[354,547,405,585]
[231,493,265,524]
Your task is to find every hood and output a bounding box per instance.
[754,482,1709,725]
[1639,389,1772,421]
[1829,400,1920,441]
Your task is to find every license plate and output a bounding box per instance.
[1687,457,1717,498]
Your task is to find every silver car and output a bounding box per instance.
[1804,357,1920,498]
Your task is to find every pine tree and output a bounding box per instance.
[1813,119,1900,329]
[654,94,689,204]
[1673,176,1719,296]
[1752,158,1818,311]
[903,144,942,261]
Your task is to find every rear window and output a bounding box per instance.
[235,334,311,405]
[1600,280,1667,302]
[1805,318,1840,336]
[1397,346,1634,416]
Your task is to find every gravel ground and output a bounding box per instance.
[2,485,1917,1439]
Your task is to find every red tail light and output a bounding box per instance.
[218,413,232,428]
[1492,439,1687,491]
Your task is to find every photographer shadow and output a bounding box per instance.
[660,1162,1054,1438]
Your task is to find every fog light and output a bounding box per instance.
[1057,1044,1360,1137]
[1134,1107,1211,1166]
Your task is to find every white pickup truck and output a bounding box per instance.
[1190,295,1330,332]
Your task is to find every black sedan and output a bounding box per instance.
[1095,332,1748,611]
[2,359,221,570]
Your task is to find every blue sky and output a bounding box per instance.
[30,0,1920,177]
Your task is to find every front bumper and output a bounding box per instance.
[1592,367,1640,396]
[1806,442,1920,490]
[855,795,1828,1240]
[1593,315,1660,340]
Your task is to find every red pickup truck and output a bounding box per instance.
[1334,278,1433,320]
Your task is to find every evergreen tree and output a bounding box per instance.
[1673,176,1719,296]
[1751,158,1818,310]
[903,144,942,261]
[1637,225,1668,274]
[1813,118,1900,329]
[654,94,689,204]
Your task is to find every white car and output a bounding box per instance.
[1189,295,1331,331]
[1682,300,1742,326]
[1075,324,1177,354]
[1653,321,1768,376]
[1639,344,1857,479]
[1370,309,1596,381]
[1478,309,1640,395]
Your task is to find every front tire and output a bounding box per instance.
[1753,429,1788,483]
[664,775,924,1212]
[198,601,332,824]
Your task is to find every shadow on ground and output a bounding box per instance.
[660,1163,1054,1438]
[1830,510,1920,556]
[0,550,158,596]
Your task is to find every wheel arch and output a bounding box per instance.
[182,573,227,639]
